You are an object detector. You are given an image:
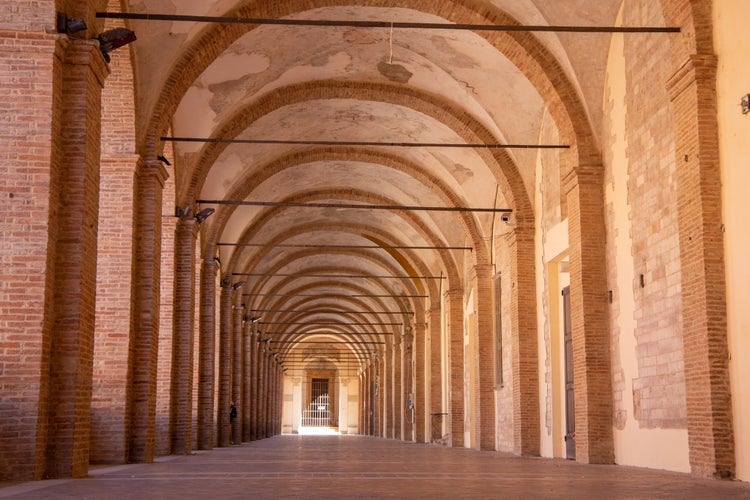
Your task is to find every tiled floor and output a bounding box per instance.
[2,435,749,499]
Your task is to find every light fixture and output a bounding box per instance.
[250,316,262,323]
[56,13,87,34]
[97,28,137,62]
[194,207,215,223]
[157,155,171,166]
[175,205,191,218]
[232,280,246,290]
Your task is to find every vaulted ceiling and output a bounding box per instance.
[111,0,646,371]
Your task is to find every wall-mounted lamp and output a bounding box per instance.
[175,205,191,218]
[220,277,230,288]
[232,280,246,290]
[157,155,171,166]
[250,315,262,323]
[195,207,215,223]
[742,94,750,115]
[98,28,137,62]
[56,13,87,34]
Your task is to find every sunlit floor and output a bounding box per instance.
[296,426,341,435]
[2,436,749,499]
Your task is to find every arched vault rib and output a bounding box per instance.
[220,190,463,289]
[184,79,532,228]
[246,279,418,321]
[229,222,443,299]
[142,0,598,169]
[203,146,488,271]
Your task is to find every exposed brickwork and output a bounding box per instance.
[470,265,496,451]
[445,290,465,448]
[125,160,169,464]
[564,166,614,465]
[41,38,108,479]
[231,292,243,444]
[169,218,197,455]
[667,54,733,479]
[414,321,426,443]
[0,27,58,481]
[217,284,232,447]
[505,230,540,456]
[91,154,135,464]
[91,0,137,462]
[197,259,217,449]
[427,307,443,442]
[156,169,176,458]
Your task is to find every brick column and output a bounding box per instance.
[667,54,733,479]
[125,157,169,464]
[41,38,108,479]
[169,217,197,455]
[258,346,268,439]
[445,289,465,448]
[361,372,367,435]
[393,336,402,439]
[414,321,427,443]
[217,279,232,447]
[197,259,217,450]
[231,292,243,443]
[427,306,442,443]
[242,320,252,442]
[506,228,540,456]
[402,329,414,441]
[472,265,497,451]
[250,331,259,441]
[563,165,614,464]
[384,340,394,439]
[378,352,385,437]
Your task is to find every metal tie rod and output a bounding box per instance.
[97,12,680,33]
[203,199,511,213]
[163,136,568,149]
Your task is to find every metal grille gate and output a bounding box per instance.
[302,378,331,427]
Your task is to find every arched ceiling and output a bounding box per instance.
[115,0,638,371]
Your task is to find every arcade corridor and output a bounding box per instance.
[2,0,750,489]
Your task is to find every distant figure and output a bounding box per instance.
[230,402,237,444]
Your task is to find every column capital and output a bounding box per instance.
[667,54,718,101]
[136,158,170,188]
[562,164,604,194]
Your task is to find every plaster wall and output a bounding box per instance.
[714,0,750,482]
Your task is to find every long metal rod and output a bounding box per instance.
[260,321,401,326]
[235,272,444,279]
[270,341,385,344]
[263,331,395,335]
[201,199,511,213]
[245,293,427,298]
[96,12,680,33]
[252,308,412,316]
[162,136,568,149]
[219,242,472,251]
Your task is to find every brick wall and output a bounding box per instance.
[0,27,57,481]
[623,3,686,430]
[91,4,137,463]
